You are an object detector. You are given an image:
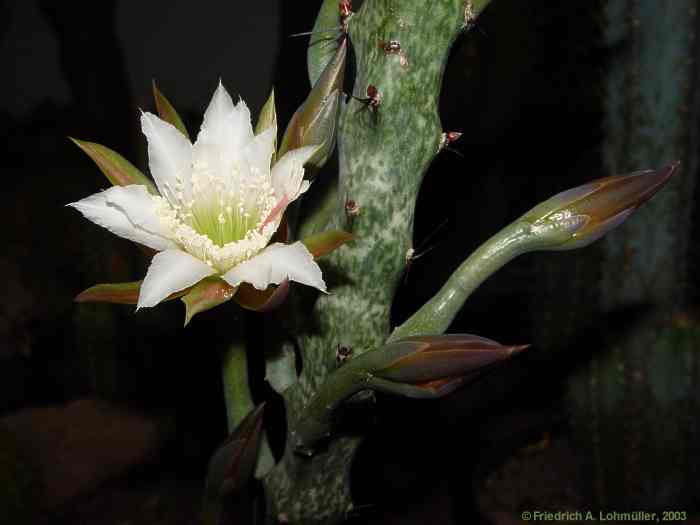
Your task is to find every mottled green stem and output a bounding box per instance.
[292,366,366,455]
[264,1,494,522]
[221,336,275,477]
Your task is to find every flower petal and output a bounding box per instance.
[103,184,167,232]
[270,146,318,202]
[222,242,326,292]
[197,82,254,156]
[138,249,216,309]
[140,111,192,205]
[68,185,176,251]
[244,125,276,177]
[200,81,236,143]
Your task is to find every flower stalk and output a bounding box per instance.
[221,331,275,477]
[390,164,678,342]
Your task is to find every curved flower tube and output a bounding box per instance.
[69,82,326,309]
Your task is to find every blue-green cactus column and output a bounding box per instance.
[263,1,491,523]
[567,0,700,510]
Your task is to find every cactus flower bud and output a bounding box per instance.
[293,334,528,451]
[205,404,265,500]
[279,37,346,169]
[356,334,528,398]
[522,162,679,251]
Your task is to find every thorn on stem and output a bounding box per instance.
[345,196,360,229]
[438,131,463,155]
[379,39,410,68]
[336,344,353,365]
[463,0,475,29]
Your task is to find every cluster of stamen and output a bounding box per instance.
[153,156,278,272]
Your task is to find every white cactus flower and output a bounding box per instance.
[69,82,325,309]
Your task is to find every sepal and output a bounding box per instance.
[152,80,190,139]
[75,280,187,304]
[301,229,354,258]
[181,278,237,326]
[234,280,290,312]
[70,138,158,194]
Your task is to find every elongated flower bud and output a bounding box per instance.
[293,334,527,452]
[279,37,347,169]
[390,163,680,342]
[522,162,679,251]
[205,404,265,500]
[355,334,528,398]
[371,334,527,383]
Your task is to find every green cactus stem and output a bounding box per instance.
[261,1,493,522]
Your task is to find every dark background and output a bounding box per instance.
[1,1,697,524]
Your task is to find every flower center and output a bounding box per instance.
[154,156,278,272]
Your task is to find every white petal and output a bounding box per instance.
[244,126,276,176]
[232,97,255,145]
[222,242,326,292]
[68,185,176,251]
[137,249,216,309]
[270,145,318,202]
[104,185,166,232]
[196,82,255,159]
[200,80,236,142]
[141,112,192,205]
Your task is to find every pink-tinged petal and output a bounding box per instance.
[259,194,290,232]
[270,146,318,202]
[138,249,216,309]
[222,242,326,292]
[68,186,176,251]
[140,112,192,205]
